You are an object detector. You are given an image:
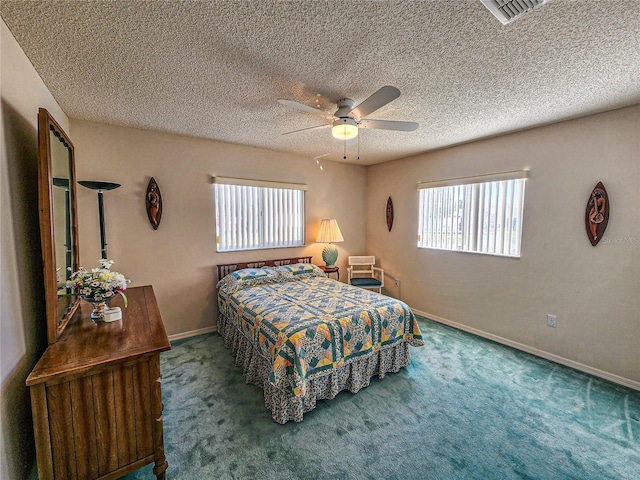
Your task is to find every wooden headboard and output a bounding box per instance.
[216,256,313,282]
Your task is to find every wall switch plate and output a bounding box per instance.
[547,314,557,328]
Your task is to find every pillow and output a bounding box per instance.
[275,263,326,280]
[230,267,272,280]
[216,267,280,294]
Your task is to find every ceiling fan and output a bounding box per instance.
[278,86,419,140]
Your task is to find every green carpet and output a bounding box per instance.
[123,318,639,479]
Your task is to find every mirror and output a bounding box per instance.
[38,108,80,344]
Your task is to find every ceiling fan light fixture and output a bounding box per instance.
[332,118,358,140]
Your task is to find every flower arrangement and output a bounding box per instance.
[67,259,128,307]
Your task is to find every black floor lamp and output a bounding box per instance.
[52,177,72,281]
[78,180,121,259]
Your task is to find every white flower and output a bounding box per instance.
[66,259,129,304]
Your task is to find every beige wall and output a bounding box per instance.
[367,105,640,385]
[68,119,367,336]
[1,19,69,480]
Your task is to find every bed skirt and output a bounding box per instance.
[217,313,412,424]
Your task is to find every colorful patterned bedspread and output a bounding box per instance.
[218,275,424,397]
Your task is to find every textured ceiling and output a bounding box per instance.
[1,1,639,165]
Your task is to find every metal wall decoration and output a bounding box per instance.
[386,196,394,232]
[146,177,162,230]
[585,181,609,246]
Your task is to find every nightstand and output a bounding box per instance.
[319,265,339,280]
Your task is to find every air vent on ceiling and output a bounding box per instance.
[480,0,551,25]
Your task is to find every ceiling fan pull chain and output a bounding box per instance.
[357,132,361,161]
[343,138,347,160]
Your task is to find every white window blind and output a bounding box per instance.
[213,176,306,252]
[417,170,527,257]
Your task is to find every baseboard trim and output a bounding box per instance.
[168,326,217,342]
[413,309,640,392]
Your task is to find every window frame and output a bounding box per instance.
[212,176,307,252]
[417,170,528,258]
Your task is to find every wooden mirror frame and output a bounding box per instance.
[38,108,80,344]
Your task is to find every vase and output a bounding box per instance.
[82,296,116,322]
[90,301,108,321]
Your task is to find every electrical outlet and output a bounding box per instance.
[394,278,400,287]
[547,314,557,328]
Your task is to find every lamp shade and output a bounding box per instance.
[331,118,358,140]
[316,219,344,243]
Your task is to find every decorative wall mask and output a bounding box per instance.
[585,182,609,246]
[386,196,394,232]
[146,177,162,230]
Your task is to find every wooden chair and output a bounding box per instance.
[348,256,384,293]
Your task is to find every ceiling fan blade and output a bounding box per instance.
[359,119,419,131]
[278,99,335,120]
[350,86,401,121]
[282,124,331,135]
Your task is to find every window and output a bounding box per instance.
[213,176,306,252]
[417,170,527,257]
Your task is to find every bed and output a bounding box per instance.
[216,256,424,423]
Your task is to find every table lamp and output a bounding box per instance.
[316,219,344,268]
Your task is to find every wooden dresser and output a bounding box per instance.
[26,285,171,480]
